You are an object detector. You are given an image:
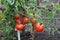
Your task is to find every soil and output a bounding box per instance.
[20,31,60,40]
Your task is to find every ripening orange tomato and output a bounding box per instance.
[30,19,37,25]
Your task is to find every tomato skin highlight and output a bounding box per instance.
[22,17,28,24]
[34,23,44,32]
[14,14,20,19]
[15,24,25,31]
[39,24,44,32]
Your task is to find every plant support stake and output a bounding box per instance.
[17,30,21,40]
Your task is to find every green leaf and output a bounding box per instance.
[48,12,53,17]
[0,0,1,3]
[6,0,14,5]
[0,13,6,24]
[55,3,60,10]
[2,25,13,36]
[0,10,2,13]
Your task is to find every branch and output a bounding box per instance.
[21,6,26,11]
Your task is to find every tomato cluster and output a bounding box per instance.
[14,12,44,32]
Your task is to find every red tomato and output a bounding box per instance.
[22,17,28,24]
[30,19,37,25]
[15,24,25,31]
[34,23,40,30]
[34,23,44,32]
[14,14,20,19]
[16,19,21,24]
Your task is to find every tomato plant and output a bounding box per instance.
[1,0,60,40]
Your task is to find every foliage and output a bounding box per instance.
[0,10,6,25]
